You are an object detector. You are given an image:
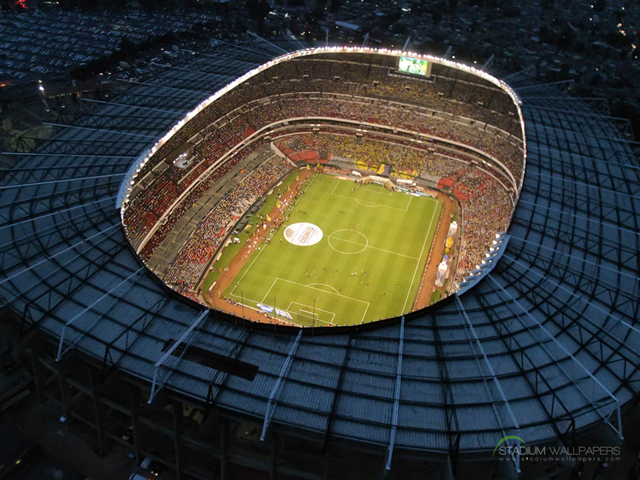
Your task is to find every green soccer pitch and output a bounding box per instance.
[224,173,443,326]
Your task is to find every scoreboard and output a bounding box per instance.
[398,57,431,76]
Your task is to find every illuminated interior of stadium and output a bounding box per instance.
[119,48,526,326]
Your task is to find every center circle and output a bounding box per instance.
[327,229,369,254]
[284,222,323,246]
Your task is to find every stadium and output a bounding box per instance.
[119,47,525,327]
[1,41,639,480]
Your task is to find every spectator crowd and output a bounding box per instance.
[121,53,523,294]
[163,155,293,292]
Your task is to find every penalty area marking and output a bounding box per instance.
[331,179,412,212]
[331,178,392,197]
[355,199,380,208]
[262,277,370,323]
[307,283,340,295]
[288,301,336,325]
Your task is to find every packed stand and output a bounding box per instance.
[163,155,293,292]
[122,53,524,289]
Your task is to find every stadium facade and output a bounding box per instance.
[0,42,639,480]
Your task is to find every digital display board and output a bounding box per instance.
[398,57,430,76]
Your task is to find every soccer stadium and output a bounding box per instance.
[118,48,524,327]
[1,41,639,480]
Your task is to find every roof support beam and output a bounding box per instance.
[504,65,535,80]
[502,253,640,348]
[385,316,405,472]
[322,336,352,455]
[127,79,213,97]
[475,292,570,439]
[0,173,125,191]
[501,253,640,388]
[148,309,210,404]
[516,199,640,237]
[79,97,189,115]
[516,79,575,91]
[487,273,624,440]
[509,235,640,283]
[42,122,158,140]
[0,227,120,309]
[211,331,252,407]
[0,152,136,159]
[287,29,305,50]
[526,169,639,200]
[260,329,303,441]
[0,223,120,287]
[0,196,115,232]
[433,312,461,465]
[456,296,522,473]
[246,32,288,54]
[56,267,144,361]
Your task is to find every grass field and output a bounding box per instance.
[224,173,442,326]
[202,172,301,292]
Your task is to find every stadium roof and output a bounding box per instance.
[1,42,639,472]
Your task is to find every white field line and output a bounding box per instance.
[288,301,336,317]
[330,177,392,196]
[355,199,380,208]
[279,277,370,323]
[333,192,412,211]
[277,278,369,304]
[401,204,439,313]
[307,283,340,294]
[331,178,411,211]
[330,178,341,196]
[289,301,336,325]
[299,312,333,325]
[231,176,430,324]
[230,242,268,297]
[360,302,370,324]
[284,277,371,324]
[228,173,318,299]
[354,188,393,198]
[229,292,263,305]
[328,235,419,259]
[261,277,279,303]
[229,290,302,322]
